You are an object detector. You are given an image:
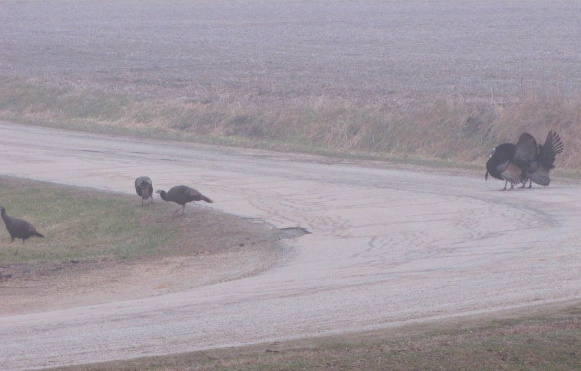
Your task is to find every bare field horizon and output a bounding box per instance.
[1,0,580,168]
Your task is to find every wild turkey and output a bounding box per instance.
[155,185,213,215]
[135,176,154,205]
[0,206,44,243]
[521,131,564,187]
[485,135,533,190]
[512,132,540,188]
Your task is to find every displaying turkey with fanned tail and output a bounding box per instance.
[156,185,213,215]
[0,206,44,243]
[135,176,154,205]
[522,131,564,187]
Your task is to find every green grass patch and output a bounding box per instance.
[0,177,179,264]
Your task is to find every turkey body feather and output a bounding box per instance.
[0,206,44,243]
[156,185,213,215]
[135,176,154,205]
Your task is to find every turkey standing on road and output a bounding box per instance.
[0,206,44,243]
[155,185,213,215]
[485,141,528,190]
[521,131,564,187]
[135,176,154,205]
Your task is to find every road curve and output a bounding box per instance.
[1,121,580,370]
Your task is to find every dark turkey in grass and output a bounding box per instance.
[156,185,213,215]
[135,176,154,205]
[0,206,44,243]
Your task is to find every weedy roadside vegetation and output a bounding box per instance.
[1,77,580,173]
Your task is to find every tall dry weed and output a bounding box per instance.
[491,88,581,168]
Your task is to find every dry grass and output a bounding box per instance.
[491,88,581,169]
[1,77,580,170]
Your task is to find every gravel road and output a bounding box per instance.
[0,121,580,370]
